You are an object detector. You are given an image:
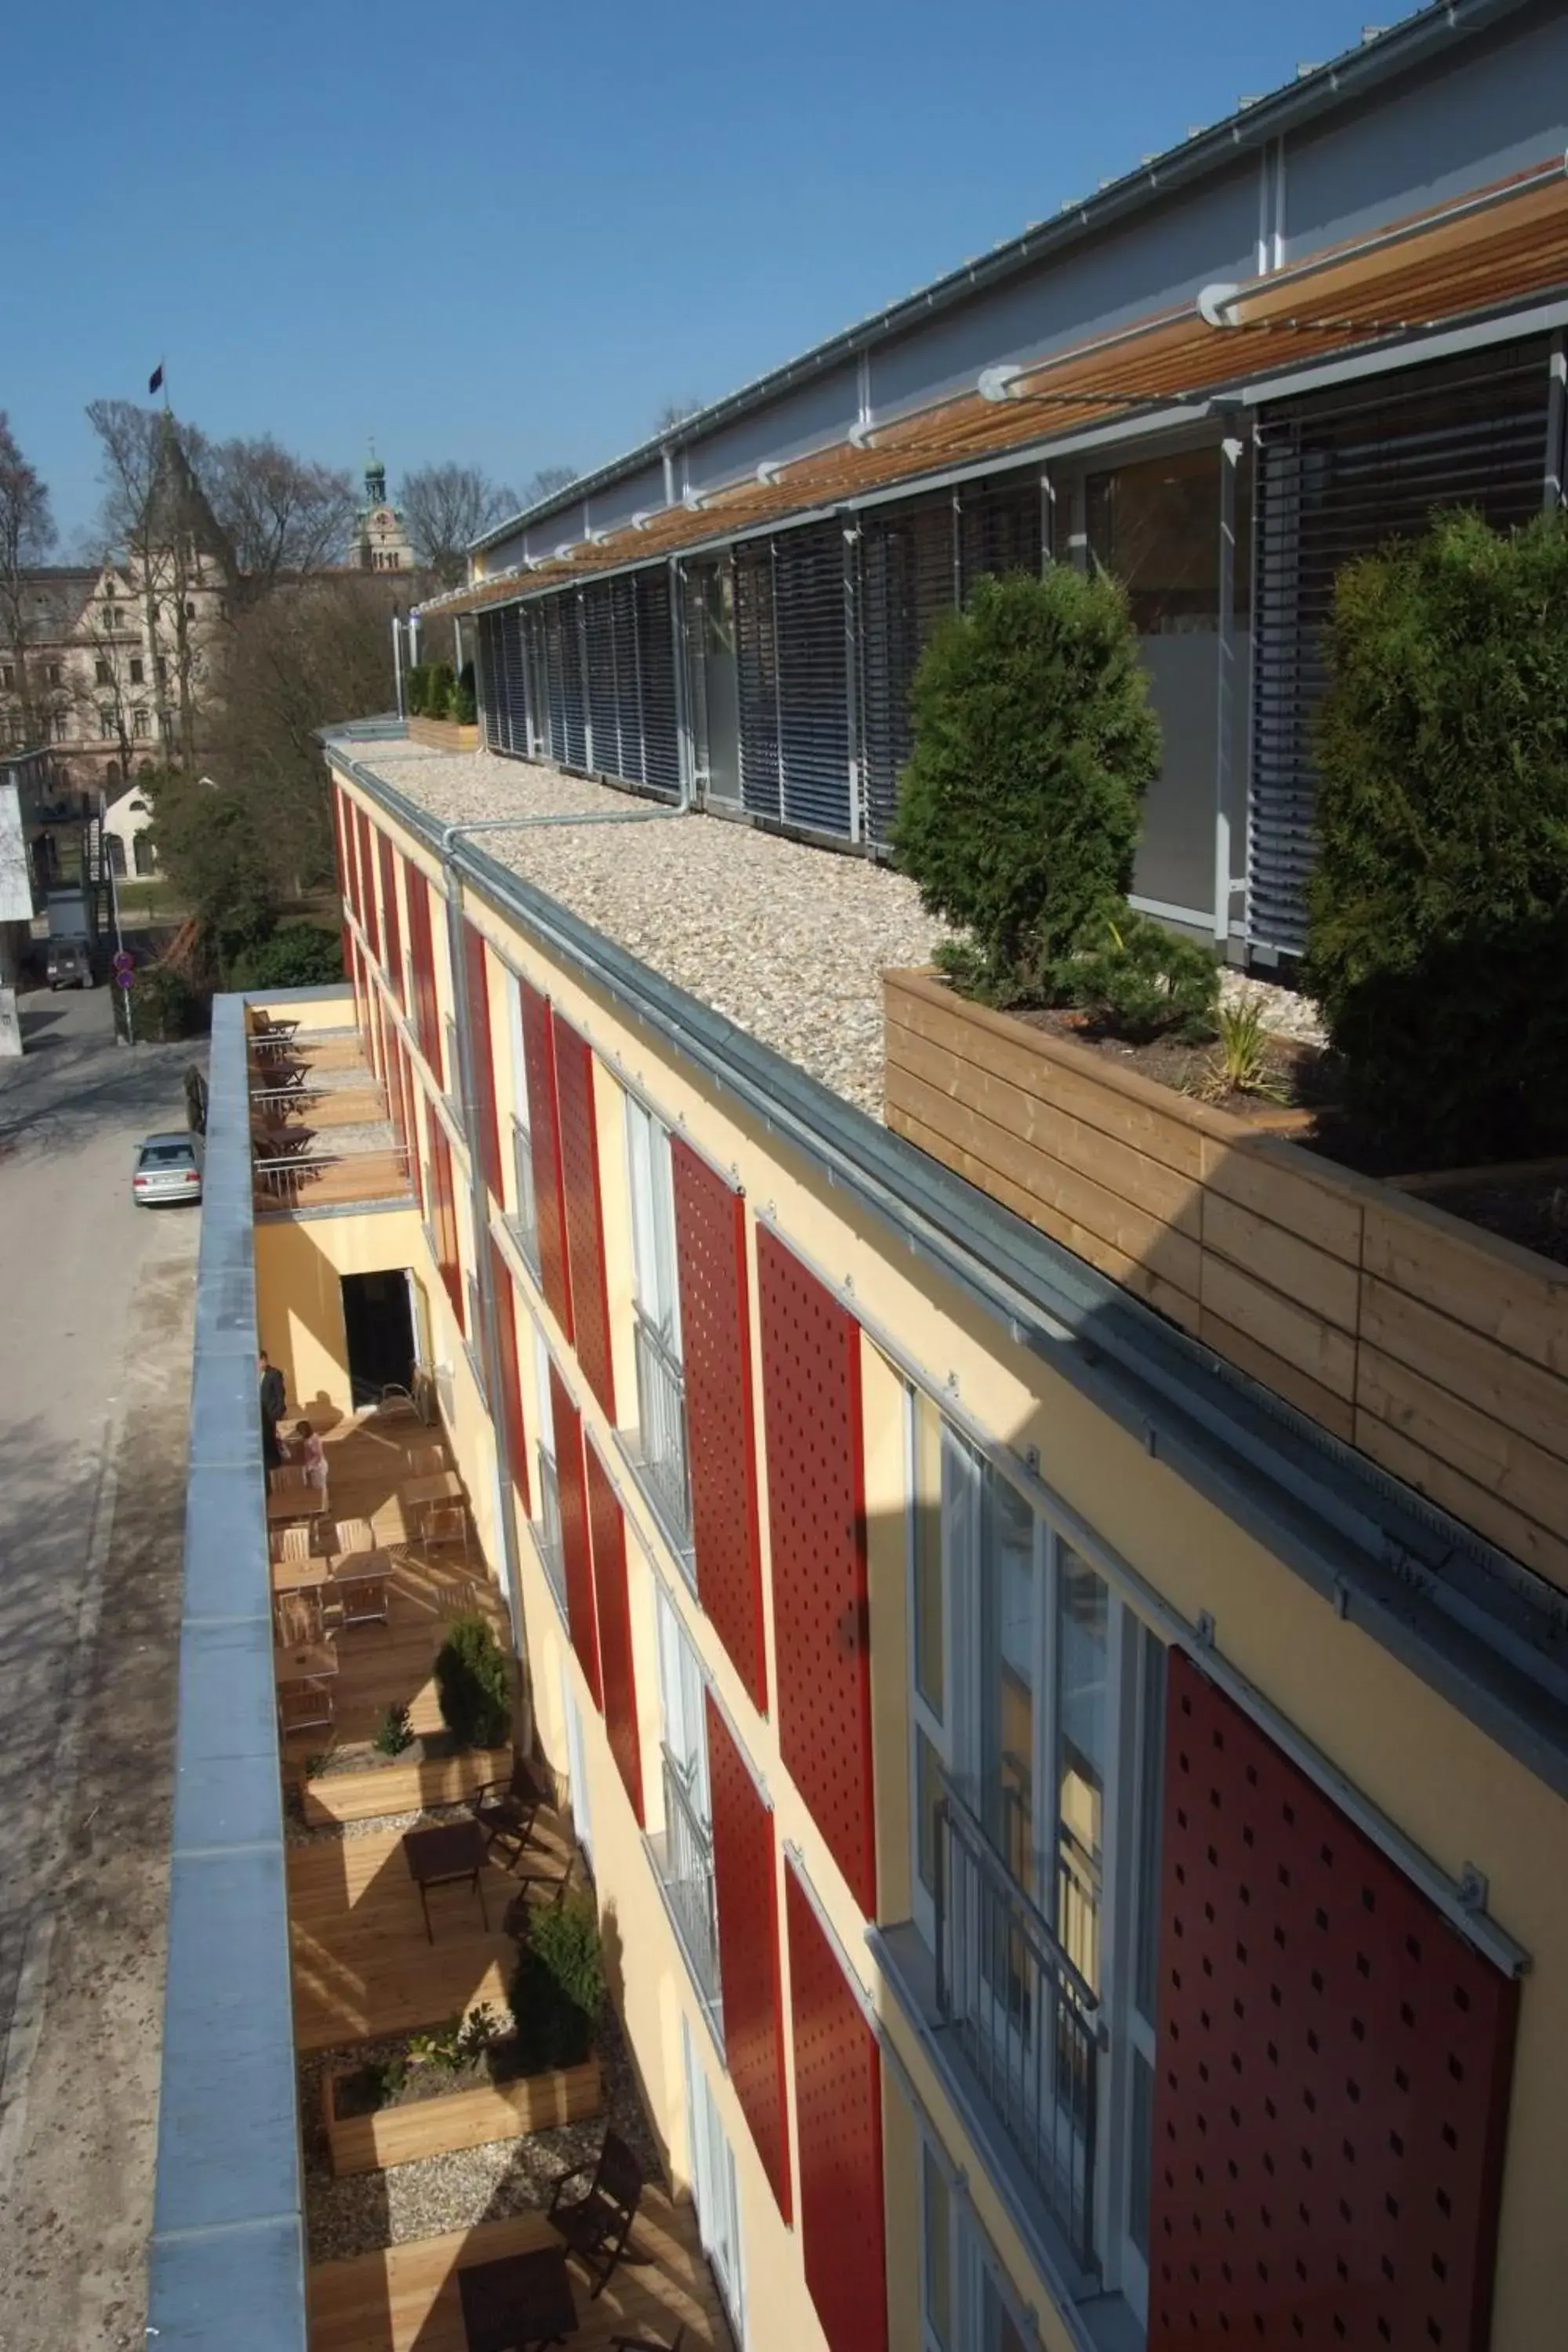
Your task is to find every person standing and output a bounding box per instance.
[259,1349,286,1470]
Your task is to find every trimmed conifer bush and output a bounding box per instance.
[894,567,1162,1005]
[405,662,430,717]
[1306,507,1568,1165]
[434,1612,511,1749]
[453,661,477,724]
[425,662,456,720]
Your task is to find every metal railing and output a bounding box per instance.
[252,1144,411,1211]
[934,1786,1101,2272]
[633,1310,691,1546]
[535,1450,568,1615]
[656,1748,720,2025]
[510,1115,540,1276]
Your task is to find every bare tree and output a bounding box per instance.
[522,463,579,506]
[653,398,702,434]
[203,437,357,588]
[0,414,58,750]
[398,463,517,590]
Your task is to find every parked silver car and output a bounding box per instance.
[132,1131,203,1207]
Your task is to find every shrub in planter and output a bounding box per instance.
[895,567,1161,1005]
[434,1611,511,1748]
[425,662,456,721]
[405,662,430,717]
[508,1892,605,2074]
[1070,910,1218,1042]
[227,919,343,992]
[1307,507,1568,1164]
[372,1700,415,1757]
[452,661,477,725]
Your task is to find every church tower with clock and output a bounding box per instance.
[354,446,414,572]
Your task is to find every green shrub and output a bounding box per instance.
[120,963,200,1040]
[227,919,343,993]
[452,661,477,725]
[1070,911,1218,1042]
[372,1700,415,1757]
[408,2004,502,2077]
[507,1893,604,2073]
[405,662,430,717]
[1306,507,1568,1163]
[895,567,1160,1004]
[434,1612,511,1749]
[425,662,456,720]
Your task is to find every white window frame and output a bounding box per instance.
[624,1091,681,1352]
[655,1588,710,1827]
[681,2014,746,2343]
[906,1392,1167,2315]
[561,1661,592,1864]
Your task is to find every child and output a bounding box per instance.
[295,1421,328,1501]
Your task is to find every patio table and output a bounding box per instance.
[400,1470,464,1511]
[267,1486,329,1525]
[402,1817,489,1943]
[457,2245,576,2351]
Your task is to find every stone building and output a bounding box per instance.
[352,448,414,572]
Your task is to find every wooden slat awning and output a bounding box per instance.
[437,157,1568,617]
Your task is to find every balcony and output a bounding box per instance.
[933,1787,1101,2274]
[630,1311,691,1555]
[247,1013,414,1216]
[651,1748,721,2034]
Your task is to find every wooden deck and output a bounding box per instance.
[302,1749,510,1828]
[309,2198,732,2352]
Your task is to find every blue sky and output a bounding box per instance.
[10,0,1388,544]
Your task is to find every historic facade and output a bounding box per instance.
[353,448,414,572]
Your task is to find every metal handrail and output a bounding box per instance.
[658,1747,720,2020]
[934,1781,1101,2271]
[633,1308,691,1544]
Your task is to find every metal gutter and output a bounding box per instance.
[145,989,307,2352]
[467,0,1531,555]
[325,740,1568,1803]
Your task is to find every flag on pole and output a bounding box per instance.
[148,364,164,396]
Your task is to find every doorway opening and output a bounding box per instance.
[341,1269,416,1407]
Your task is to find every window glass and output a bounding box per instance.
[1134,1624,1167,2024]
[912,1399,944,1718]
[982,1472,1037,1897]
[982,2271,1029,2352]
[915,1728,943,1896]
[1085,445,1221,635]
[923,2144,953,2350]
[626,1093,680,1346]
[656,1588,710,1820]
[1056,1546,1109,1991]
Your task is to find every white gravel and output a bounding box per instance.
[1218,965,1328,1047]
[356,743,948,1119]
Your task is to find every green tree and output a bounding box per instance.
[143,766,277,961]
[227,919,343,992]
[894,567,1160,1004]
[1306,507,1568,1163]
[434,1613,511,1749]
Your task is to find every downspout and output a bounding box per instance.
[392,614,405,721]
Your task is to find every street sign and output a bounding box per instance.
[112,949,134,975]
[115,967,136,989]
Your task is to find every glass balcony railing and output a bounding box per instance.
[633,1311,691,1552]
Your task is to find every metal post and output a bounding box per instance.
[107,818,134,1046]
[576,591,593,775]
[843,516,863,844]
[670,557,694,811]
[1213,437,1242,950]
[452,615,465,679]
[392,615,405,720]
[1544,332,1566,510]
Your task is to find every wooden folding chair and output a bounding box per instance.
[424,1502,470,1566]
[332,1517,375,1561]
[548,2129,646,2297]
[408,1443,446,1479]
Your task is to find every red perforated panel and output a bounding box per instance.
[586,1445,643,1824]
[428,1120,463,1331]
[1149,1653,1519,2352]
[673,1142,767,1712]
[356,808,381,964]
[707,1695,791,2222]
[786,1860,887,2352]
[521,982,573,1341]
[463,925,504,1203]
[551,1018,615,1421]
[379,833,403,1004]
[757,1229,874,1914]
[490,1237,531,1518]
[405,867,444,1087]
[550,1367,601,1708]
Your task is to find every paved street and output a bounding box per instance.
[0,982,203,2350]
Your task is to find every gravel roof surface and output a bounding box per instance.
[354,742,947,1118]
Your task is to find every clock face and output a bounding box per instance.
[375,509,395,528]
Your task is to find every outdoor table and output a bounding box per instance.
[270,1554,330,1593]
[330,1546,393,1583]
[403,1817,490,1943]
[400,1470,464,1511]
[457,2245,576,2352]
[267,1486,329,1525]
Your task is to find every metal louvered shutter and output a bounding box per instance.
[1250,340,1552,956]
[560,593,588,770]
[543,600,568,764]
[858,492,957,846]
[959,468,1043,597]
[522,606,548,759]
[775,521,850,836]
[610,575,642,785]
[477,611,504,750]
[735,542,781,819]
[583,580,619,778]
[635,568,681,800]
[498,605,529,754]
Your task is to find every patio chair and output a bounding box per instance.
[469,1754,545,1868]
[273,1523,314,1566]
[548,2129,646,2298]
[408,1442,446,1479]
[502,1855,575,1941]
[424,1502,470,1566]
[334,1559,391,1630]
[611,2331,685,2352]
[332,1516,376,1561]
[277,1679,333,1737]
[274,1587,323,1646]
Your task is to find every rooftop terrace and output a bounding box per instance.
[354,739,946,1116]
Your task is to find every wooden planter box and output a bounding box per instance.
[405,716,480,752]
[884,967,1568,1592]
[321,2053,602,2176]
